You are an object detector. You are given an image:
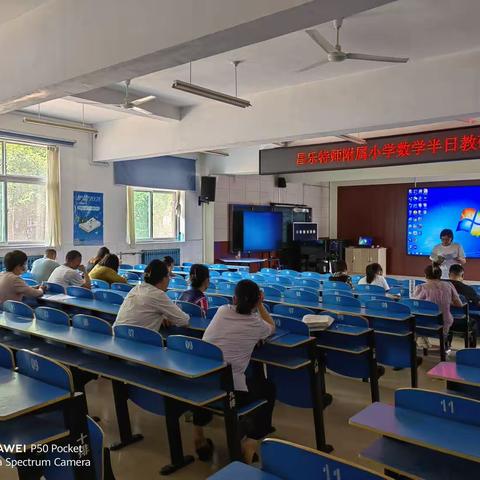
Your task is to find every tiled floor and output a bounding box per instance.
[1,348,453,480]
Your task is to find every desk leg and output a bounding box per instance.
[63,393,96,480]
[439,329,446,362]
[221,365,242,462]
[308,345,332,453]
[368,331,380,402]
[110,380,144,450]
[409,320,418,389]
[160,398,194,475]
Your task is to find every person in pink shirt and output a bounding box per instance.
[0,250,45,305]
[413,264,463,341]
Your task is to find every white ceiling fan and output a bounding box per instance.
[111,80,156,115]
[299,18,409,72]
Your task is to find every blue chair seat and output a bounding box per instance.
[91,279,110,290]
[204,398,267,417]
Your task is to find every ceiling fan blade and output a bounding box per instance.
[346,52,409,63]
[131,106,153,115]
[130,95,156,106]
[305,29,336,54]
[297,59,330,73]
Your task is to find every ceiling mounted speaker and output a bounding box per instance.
[277,177,287,188]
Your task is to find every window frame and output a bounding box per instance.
[0,139,48,246]
[133,187,179,243]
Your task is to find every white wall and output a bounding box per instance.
[0,113,203,264]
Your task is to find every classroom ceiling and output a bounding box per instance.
[0,0,50,26]
[19,0,480,125]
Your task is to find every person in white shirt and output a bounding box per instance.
[30,248,60,283]
[193,280,276,464]
[430,228,466,279]
[113,259,189,331]
[47,250,91,290]
[358,263,390,291]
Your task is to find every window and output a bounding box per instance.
[0,141,47,244]
[133,188,178,241]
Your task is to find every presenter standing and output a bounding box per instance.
[430,229,466,279]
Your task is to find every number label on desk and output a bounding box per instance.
[440,399,455,415]
[323,464,342,479]
[31,358,40,372]
[381,302,388,309]
[185,340,194,351]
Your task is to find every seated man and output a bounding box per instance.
[447,263,479,347]
[31,248,60,283]
[48,250,91,289]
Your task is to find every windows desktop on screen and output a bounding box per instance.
[407,185,480,258]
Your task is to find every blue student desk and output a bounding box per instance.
[350,388,480,478]
[41,293,120,317]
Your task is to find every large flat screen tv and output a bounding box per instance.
[407,185,480,258]
[239,211,283,252]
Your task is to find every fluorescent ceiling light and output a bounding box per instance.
[337,134,367,145]
[172,80,251,108]
[203,150,230,156]
[23,117,98,134]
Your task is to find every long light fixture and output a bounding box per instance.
[337,134,367,145]
[172,60,251,108]
[23,116,98,134]
[203,150,230,156]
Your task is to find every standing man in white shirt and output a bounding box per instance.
[47,250,91,289]
[31,248,60,283]
[430,229,466,279]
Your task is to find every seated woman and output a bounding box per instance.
[328,259,353,287]
[178,264,210,317]
[413,264,463,340]
[114,259,189,331]
[0,250,45,304]
[193,280,276,463]
[86,246,110,273]
[358,263,390,291]
[164,255,176,278]
[90,254,127,285]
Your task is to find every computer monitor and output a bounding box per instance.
[358,236,373,247]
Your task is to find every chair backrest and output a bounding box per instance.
[272,304,314,320]
[66,286,94,299]
[216,282,236,295]
[221,271,242,281]
[261,438,388,480]
[35,307,70,326]
[72,314,113,335]
[183,262,193,267]
[356,284,385,294]
[16,349,73,391]
[271,275,294,286]
[43,282,65,294]
[385,277,401,287]
[208,270,220,277]
[271,314,309,336]
[400,298,440,315]
[206,295,230,307]
[293,278,321,289]
[119,263,133,270]
[351,274,363,284]
[133,264,147,271]
[24,278,39,287]
[169,277,188,289]
[322,289,354,298]
[357,294,391,306]
[300,271,323,280]
[93,290,124,305]
[322,294,361,310]
[329,312,369,328]
[91,279,110,290]
[87,416,104,480]
[111,282,133,292]
[283,288,318,304]
[176,300,202,317]
[114,325,164,346]
[264,283,287,293]
[21,271,34,279]
[261,267,278,274]
[291,286,318,295]
[167,335,223,361]
[0,344,14,369]
[166,290,180,301]
[277,269,299,277]
[365,299,411,317]
[3,300,34,318]
[261,286,283,299]
[206,306,219,319]
[323,281,351,291]
[125,272,142,281]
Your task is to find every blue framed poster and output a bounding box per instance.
[73,191,104,246]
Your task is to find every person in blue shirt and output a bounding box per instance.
[30,248,60,282]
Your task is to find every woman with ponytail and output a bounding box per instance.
[358,262,390,291]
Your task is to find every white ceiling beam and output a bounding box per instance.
[67,87,181,122]
[0,0,394,113]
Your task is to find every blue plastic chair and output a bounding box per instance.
[169,277,188,289]
[93,290,124,305]
[323,281,351,291]
[217,282,236,295]
[119,264,133,270]
[351,275,363,284]
[176,301,202,317]
[166,290,180,301]
[221,271,243,281]
[35,307,70,326]
[385,277,401,287]
[134,264,147,271]
[300,271,323,280]
[264,283,287,293]
[43,282,65,294]
[283,288,318,304]
[72,314,112,335]
[0,344,14,369]
[209,270,220,278]
[183,262,193,268]
[322,288,355,298]
[277,269,300,277]
[24,278,39,287]
[210,277,232,286]
[206,295,230,307]
[66,286,93,299]
[206,307,219,320]
[293,278,321,289]
[125,272,142,281]
[114,324,164,346]
[355,284,385,294]
[357,294,391,306]
[3,300,34,318]
[21,272,34,280]
[389,286,410,297]
[322,294,361,311]
[261,286,283,299]
[290,286,318,296]
[261,268,278,275]
[111,282,133,292]
[270,275,294,286]
[91,279,110,289]
[272,304,314,320]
